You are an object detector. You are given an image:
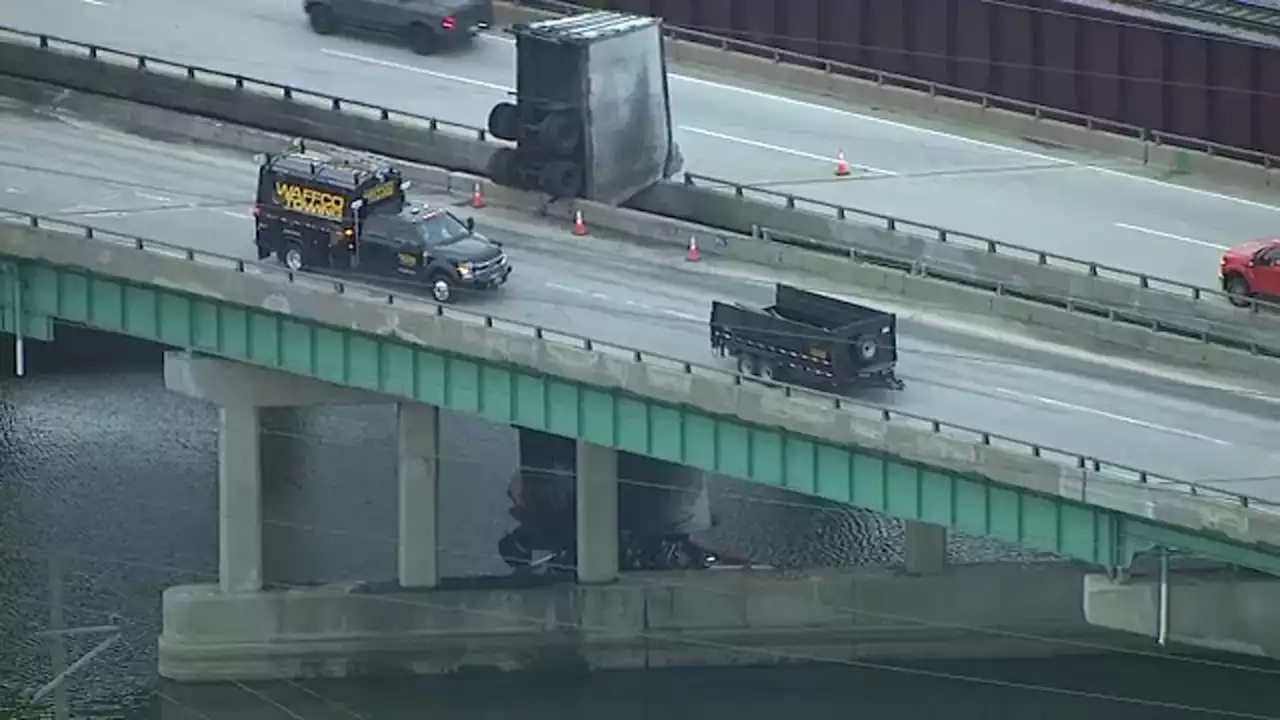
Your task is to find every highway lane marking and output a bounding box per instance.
[475,35,1280,213]
[81,0,108,5]
[989,386,1230,445]
[135,191,171,203]
[1113,222,1229,250]
[319,49,510,92]
[322,47,904,176]
[663,309,702,322]
[545,281,703,321]
[679,127,898,175]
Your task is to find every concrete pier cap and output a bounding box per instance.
[162,351,388,407]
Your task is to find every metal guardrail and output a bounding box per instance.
[513,1,1280,169]
[2,208,1274,514]
[1122,0,1280,34]
[0,26,493,142]
[749,225,1280,360]
[684,172,1280,323]
[1,23,1274,321]
[1,25,1278,356]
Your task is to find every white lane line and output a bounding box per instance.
[990,387,1230,445]
[81,0,108,5]
[544,281,588,295]
[680,126,898,175]
[663,309,702,322]
[221,210,250,219]
[476,35,1280,212]
[323,48,903,176]
[135,191,172,203]
[1113,222,1229,251]
[320,49,509,92]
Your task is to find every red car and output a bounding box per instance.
[1220,238,1280,307]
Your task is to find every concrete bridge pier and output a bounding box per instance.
[161,351,413,591]
[397,401,440,588]
[904,521,948,575]
[576,440,618,583]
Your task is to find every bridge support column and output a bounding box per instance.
[397,402,440,588]
[576,440,618,584]
[162,351,386,592]
[218,403,263,593]
[904,521,947,575]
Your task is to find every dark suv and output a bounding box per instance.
[303,0,494,55]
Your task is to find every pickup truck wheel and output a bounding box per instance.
[307,4,339,34]
[429,273,454,303]
[280,243,305,272]
[407,23,438,55]
[1224,274,1252,307]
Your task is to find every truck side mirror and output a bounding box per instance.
[465,217,475,231]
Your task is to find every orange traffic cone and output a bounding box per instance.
[835,150,850,177]
[685,236,701,262]
[572,209,587,236]
[471,182,485,208]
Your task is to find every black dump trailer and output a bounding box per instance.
[709,284,904,392]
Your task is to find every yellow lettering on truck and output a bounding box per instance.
[363,181,396,203]
[274,182,346,219]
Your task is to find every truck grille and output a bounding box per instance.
[472,253,506,276]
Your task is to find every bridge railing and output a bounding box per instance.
[2,208,1274,513]
[515,1,1280,168]
[0,26,492,142]
[3,22,1274,324]
[686,172,1280,318]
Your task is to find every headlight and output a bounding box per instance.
[458,263,472,277]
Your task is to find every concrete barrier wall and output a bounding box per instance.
[158,565,1141,680]
[0,37,499,177]
[632,181,1280,356]
[2,221,1277,555]
[1,40,1277,379]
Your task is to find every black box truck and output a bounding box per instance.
[485,11,684,203]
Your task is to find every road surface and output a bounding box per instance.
[1,105,1276,499]
[3,0,1280,289]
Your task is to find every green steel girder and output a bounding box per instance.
[0,262,52,340]
[4,258,1280,574]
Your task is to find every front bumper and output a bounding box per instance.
[459,264,512,290]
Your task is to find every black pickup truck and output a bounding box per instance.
[710,283,904,392]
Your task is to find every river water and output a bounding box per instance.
[1,330,1278,719]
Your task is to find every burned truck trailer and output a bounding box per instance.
[710,284,905,392]
[485,11,683,204]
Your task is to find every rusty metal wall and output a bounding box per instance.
[564,0,1280,160]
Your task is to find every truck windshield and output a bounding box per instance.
[413,212,471,247]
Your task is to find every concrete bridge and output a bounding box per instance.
[4,212,1280,677]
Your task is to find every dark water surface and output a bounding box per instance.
[1,331,1277,719]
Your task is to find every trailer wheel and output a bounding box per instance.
[761,362,778,381]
